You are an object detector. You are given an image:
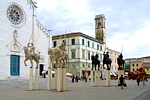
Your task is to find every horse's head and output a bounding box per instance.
[91,55,95,60]
[95,54,98,59]
[59,43,66,51]
[48,48,53,55]
[23,46,28,53]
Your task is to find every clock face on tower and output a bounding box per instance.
[6,4,25,27]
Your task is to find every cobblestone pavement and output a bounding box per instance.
[0,77,150,100]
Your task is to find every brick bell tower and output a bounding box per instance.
[94,14,106,51]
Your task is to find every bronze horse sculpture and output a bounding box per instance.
[117,53,125,70]
[91,54,100,70]
[103,52,112,70]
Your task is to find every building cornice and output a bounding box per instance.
[52,32,104,44]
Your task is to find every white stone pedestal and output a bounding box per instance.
[106,70,111,87]
[118,70,124,83]
[90,70,94,86]
[47,67,51,90]
[90,70,100,87]
[57,67,62,91]
[29,67,33,90]
[62,67,67,91]
[34,67,39,90]
[57,67,67,92]
[97,70,100,86]
[54,68,57,89]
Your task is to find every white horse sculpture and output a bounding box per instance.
[23,46,40,68]
[48,43,68,64]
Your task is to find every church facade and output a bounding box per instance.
[0,0,52,78]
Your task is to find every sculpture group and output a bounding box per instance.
[91,52,112,70]
[48,43,68,64]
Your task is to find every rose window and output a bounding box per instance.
[6,5,23,25]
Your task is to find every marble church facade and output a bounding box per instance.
[0,0,52,78]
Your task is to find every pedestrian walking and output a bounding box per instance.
[76,76,78,82]
[119,75,125,89]
[137,75,140,86]
[85,75,87,83]
[72,75,74,83]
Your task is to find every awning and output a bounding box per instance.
[110,72,117,76]
[82,70,91,72]
[66,72,72,76]
[51,71,72,76]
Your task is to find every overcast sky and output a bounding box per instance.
[34,0,150,59]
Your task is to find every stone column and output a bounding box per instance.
[94,71,96,86]
[106,70,111,86]
[118,70,122,81]
[54,67,57,89]
[62,67,67,91]
[121,70,124,77]
[118,69,124,83]
[34,67,39,90]
[57,67,63,91]
[47,67,51,90]
[29,67,33,90]
[97,70,100,86]
[90,70,94,86]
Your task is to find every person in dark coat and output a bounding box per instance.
[119,75,125,89]
[76,76,78,82]
[137,75,140,86]
[72,75,74,83]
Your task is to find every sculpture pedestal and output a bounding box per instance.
[57,67,67,92]
[29,67,33,90]
[97,70,100,86]
[47,67,51,90]
[106,70,111,87]
[90,70,100,87]
[57,67,63,91]
[118,70,124,84]
[62,67,67,91]
[54,68,57,89]
[35,67,39,90]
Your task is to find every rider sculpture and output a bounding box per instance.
[103,52,112,70]
[23,43,40,68]
[117,53,125,70]
[48,42,68,67]
[91,54,100,70]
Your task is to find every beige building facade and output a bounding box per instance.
[106,48,121,75]
[125,56,150,77]
[52,32,104,79]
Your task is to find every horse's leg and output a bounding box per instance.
[91,64,94,70]
[95,64,97,70]
[107,64,110,70]
[110,63,111,70]
[36,60,39,68]
[98,64,100,70]
[24,58,28,66]
[107,64,109,70]
[103,64,105,69]
[30,59,33,68]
